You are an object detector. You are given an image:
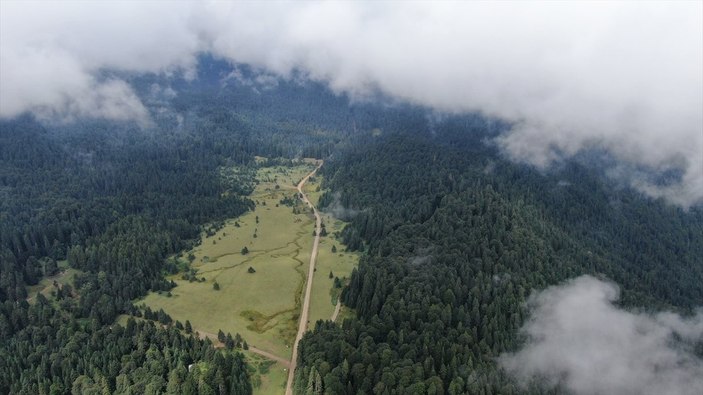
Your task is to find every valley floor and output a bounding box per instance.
[138,160,357,394]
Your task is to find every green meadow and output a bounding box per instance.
[140,162,317,360]
[139,159,358,393]
[26,260,81,305]
[244,353,288,395]
[306,214,358,328]
[302,176,359,328]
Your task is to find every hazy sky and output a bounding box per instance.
[1,1,701,206]
[500,276,703,395]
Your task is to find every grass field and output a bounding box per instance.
[26,260,81,305]
[245,352,289,395]
[302,177,359,328]
[139,159,358,394]
[306,214,358,328]
[140,162,317,360]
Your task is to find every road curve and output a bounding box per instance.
[248,346,291,367]
[194,329,291,367]
[285,161,323,395]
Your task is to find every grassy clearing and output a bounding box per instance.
[302,173,359,328]
[245,353,288,395]
[26,261,81,305]
[139,158,356,394]
[335,305,356,323]
[301,174,324,207]
[307,214,359,328]
[140,162,317,360]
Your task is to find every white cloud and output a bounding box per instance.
[1,1,701,205]
[500,276,703,395]
[0,1,199,123]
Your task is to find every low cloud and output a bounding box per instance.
[1,2,701,205]
[500,276,703,395]
[0,1,199,123]
[322,192,360,221]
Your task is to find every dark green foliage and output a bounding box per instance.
[213,282,220,291]
[241,246,249,255]
[279,195,297,207]
[295,127,703,394]
[0,112,255,391]
[0,306,251,395]
[0,116,255,307]
[248,267,256,274]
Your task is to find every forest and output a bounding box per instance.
[1,58,702,394]
[295,122,703,394]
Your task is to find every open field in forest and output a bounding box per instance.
[245,352,289,395]
[140,162,317,360]
[139,158,358,394]
[306,214,358,328]
[302,176,359,328]
[26,260,81,305]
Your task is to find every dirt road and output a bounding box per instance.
[248,346,291,367]
[195,328,291,367]
[331,301,342,322]
[285,161,323,395]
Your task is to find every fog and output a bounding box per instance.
[1,1,701,205]
[500,276,703,395]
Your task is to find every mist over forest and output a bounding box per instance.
[1,2,701,395]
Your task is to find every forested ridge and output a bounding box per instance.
[295,124,703,394]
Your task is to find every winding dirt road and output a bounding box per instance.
[284,161,323,395]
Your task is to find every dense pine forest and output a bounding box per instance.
[1,59,701,394]
[295,123,703,393]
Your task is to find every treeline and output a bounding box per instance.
[0,296,250,394]
[0,113,257,393]
[295,124,703,393]
[0,115,255,304]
